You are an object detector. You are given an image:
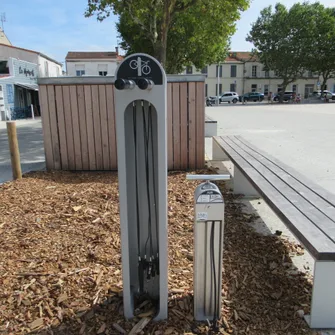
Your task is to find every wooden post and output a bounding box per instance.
[31,104,35,120]
[6,121,22,180]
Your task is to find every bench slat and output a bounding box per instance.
[215,136,335,260]
[228,136,335,228]
[224,136,335,244]
[235,135,335,207]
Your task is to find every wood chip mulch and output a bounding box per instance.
[0,170,318,335]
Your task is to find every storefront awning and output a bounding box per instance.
[15,82,39,91]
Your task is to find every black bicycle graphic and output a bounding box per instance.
[129,58,151,75]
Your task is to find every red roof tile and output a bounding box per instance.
[66,51,121,60]
[226,52,258,62]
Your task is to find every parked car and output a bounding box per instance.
[239,92,264,102]
[311,90,335,100]
[219,92,239,103]
[273,91,294,102]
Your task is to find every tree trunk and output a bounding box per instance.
[321,72,329,95]
[157,1,171,68]
[279,82,288,103]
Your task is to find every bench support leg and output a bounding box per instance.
[233,167,259,197]
[212,139,229,161]
[305,261,335,328]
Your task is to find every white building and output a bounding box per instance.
[0,29,63,120]
[65,48,122,77]
[184,52,334,98]
[0,43,62,78]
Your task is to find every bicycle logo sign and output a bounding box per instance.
[129,57,151,76]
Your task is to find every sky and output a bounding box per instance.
[1,0,335,64]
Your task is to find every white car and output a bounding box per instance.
[219,92,239,104]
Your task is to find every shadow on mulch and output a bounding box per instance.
[1,171,316,335]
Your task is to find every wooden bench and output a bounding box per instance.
[213,135,335,329]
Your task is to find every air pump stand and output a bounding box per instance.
[186,174,230,323]
[114,53,168,320]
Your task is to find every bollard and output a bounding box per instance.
[6,121,22,180]
[186,174,230,329]
[114,53,168,320]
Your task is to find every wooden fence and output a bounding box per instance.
[38,76,205,171]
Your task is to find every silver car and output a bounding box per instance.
[219,92,239,104]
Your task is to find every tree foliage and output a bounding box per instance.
[302,3,335,92]
[247,2,335,100]
[85,0,249,73]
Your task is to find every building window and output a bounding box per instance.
[76,70,85,76]
[277,85,282,92]
[251,84,257,92]
[230,65,237,78]
[186,66,193,74]
[75,65,85,76]
[201,66,208,74]
[265,70,270,78]
[305,84,314,98]
[216,84,222,95]
[216,65,223,77]
[205,84,208,97]
[98,64,108,76]
[308,71,313,77]
[264,84,269,95]
[230,83,236,92]
[292,84,297,92]
[252,65,257,78]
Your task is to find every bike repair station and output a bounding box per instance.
[114,53,227,324]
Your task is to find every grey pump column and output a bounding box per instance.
[187,175,229,324]
[114,53,168,320]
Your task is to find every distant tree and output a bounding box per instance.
[85,0,250,72]
[247,3,314,102]
[303,3,335,93]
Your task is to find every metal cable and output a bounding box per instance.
[133,102,144,292]
[143,102,154,260]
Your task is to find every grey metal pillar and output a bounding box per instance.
[114,53,168,320]
[187,175,228,322]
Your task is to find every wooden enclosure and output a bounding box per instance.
[38,76,205,171]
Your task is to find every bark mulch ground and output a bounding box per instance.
[0,170,317,335]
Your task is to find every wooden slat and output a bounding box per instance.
[91,86,103,170]
[167,83,173,170]
[55,86,68,170]
[39,85,54,170]
[188,82,196,169]
[105,85,117,170]
[47,86,61,170]
[195,82,205,169]
[84,85,96,170]
[225,136,335,242]
[62,86,75,170]
[69,85,82,170]
[233,136,335,222]
[179,83,188,170]
[235,135,335,208]
[172,83,181,170]
[98,85,110,170]
[215,136,335,260]
[77,85,89,170]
